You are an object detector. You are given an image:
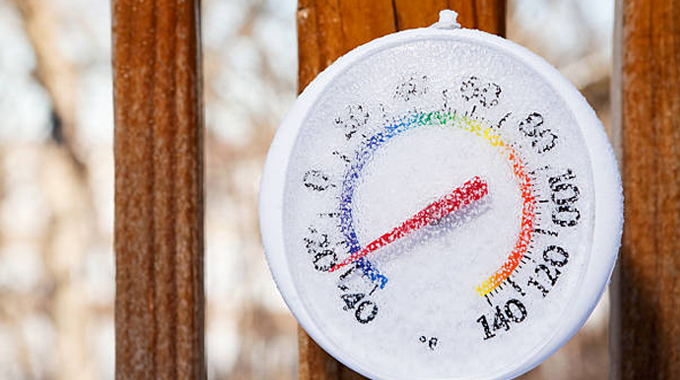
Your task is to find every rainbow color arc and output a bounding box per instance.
[337,110,536,297]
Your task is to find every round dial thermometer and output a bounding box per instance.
[260,12,622,380]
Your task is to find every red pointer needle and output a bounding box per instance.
[329,176,488,273]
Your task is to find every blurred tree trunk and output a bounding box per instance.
[8,1,96,379]
[611,0,680,378]
[112,0,205,378]
[296,1,506,378]
[9,0,84,171]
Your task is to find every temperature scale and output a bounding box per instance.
[260,11,623,380]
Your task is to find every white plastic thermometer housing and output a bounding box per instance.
[260,13,622,380]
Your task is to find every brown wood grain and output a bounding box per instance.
[610,0,680,378]
[392,0,505,34]
[296,1,506,378]
[112,0,205,378]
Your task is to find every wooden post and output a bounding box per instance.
[112,0,205,378]
[296,1,506,378]
[611,0,680,378]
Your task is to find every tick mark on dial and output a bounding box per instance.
[332,150,351,164]
[506,277,527,297]
[534,228,558,237]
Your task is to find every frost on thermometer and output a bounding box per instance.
[261,27,621,380]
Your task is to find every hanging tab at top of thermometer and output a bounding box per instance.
[260,10,623,380]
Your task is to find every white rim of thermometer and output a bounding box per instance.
[259,24,623,380]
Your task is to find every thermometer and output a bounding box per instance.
[260,11,622,380]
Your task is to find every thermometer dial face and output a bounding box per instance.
[260,29,622,380]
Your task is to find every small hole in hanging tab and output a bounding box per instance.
[432,10,461,30]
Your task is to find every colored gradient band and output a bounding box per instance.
[338,110,535,295]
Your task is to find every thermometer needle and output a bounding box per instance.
[330,176,488,272]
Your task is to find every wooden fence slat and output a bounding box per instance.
[112,0,205,378]
[392,0,505,35]
[296,2,505,378]
[611,0,680,378]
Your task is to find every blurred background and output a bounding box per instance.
[0,0,612,378]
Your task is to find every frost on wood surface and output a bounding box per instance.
[112,0,206,378]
